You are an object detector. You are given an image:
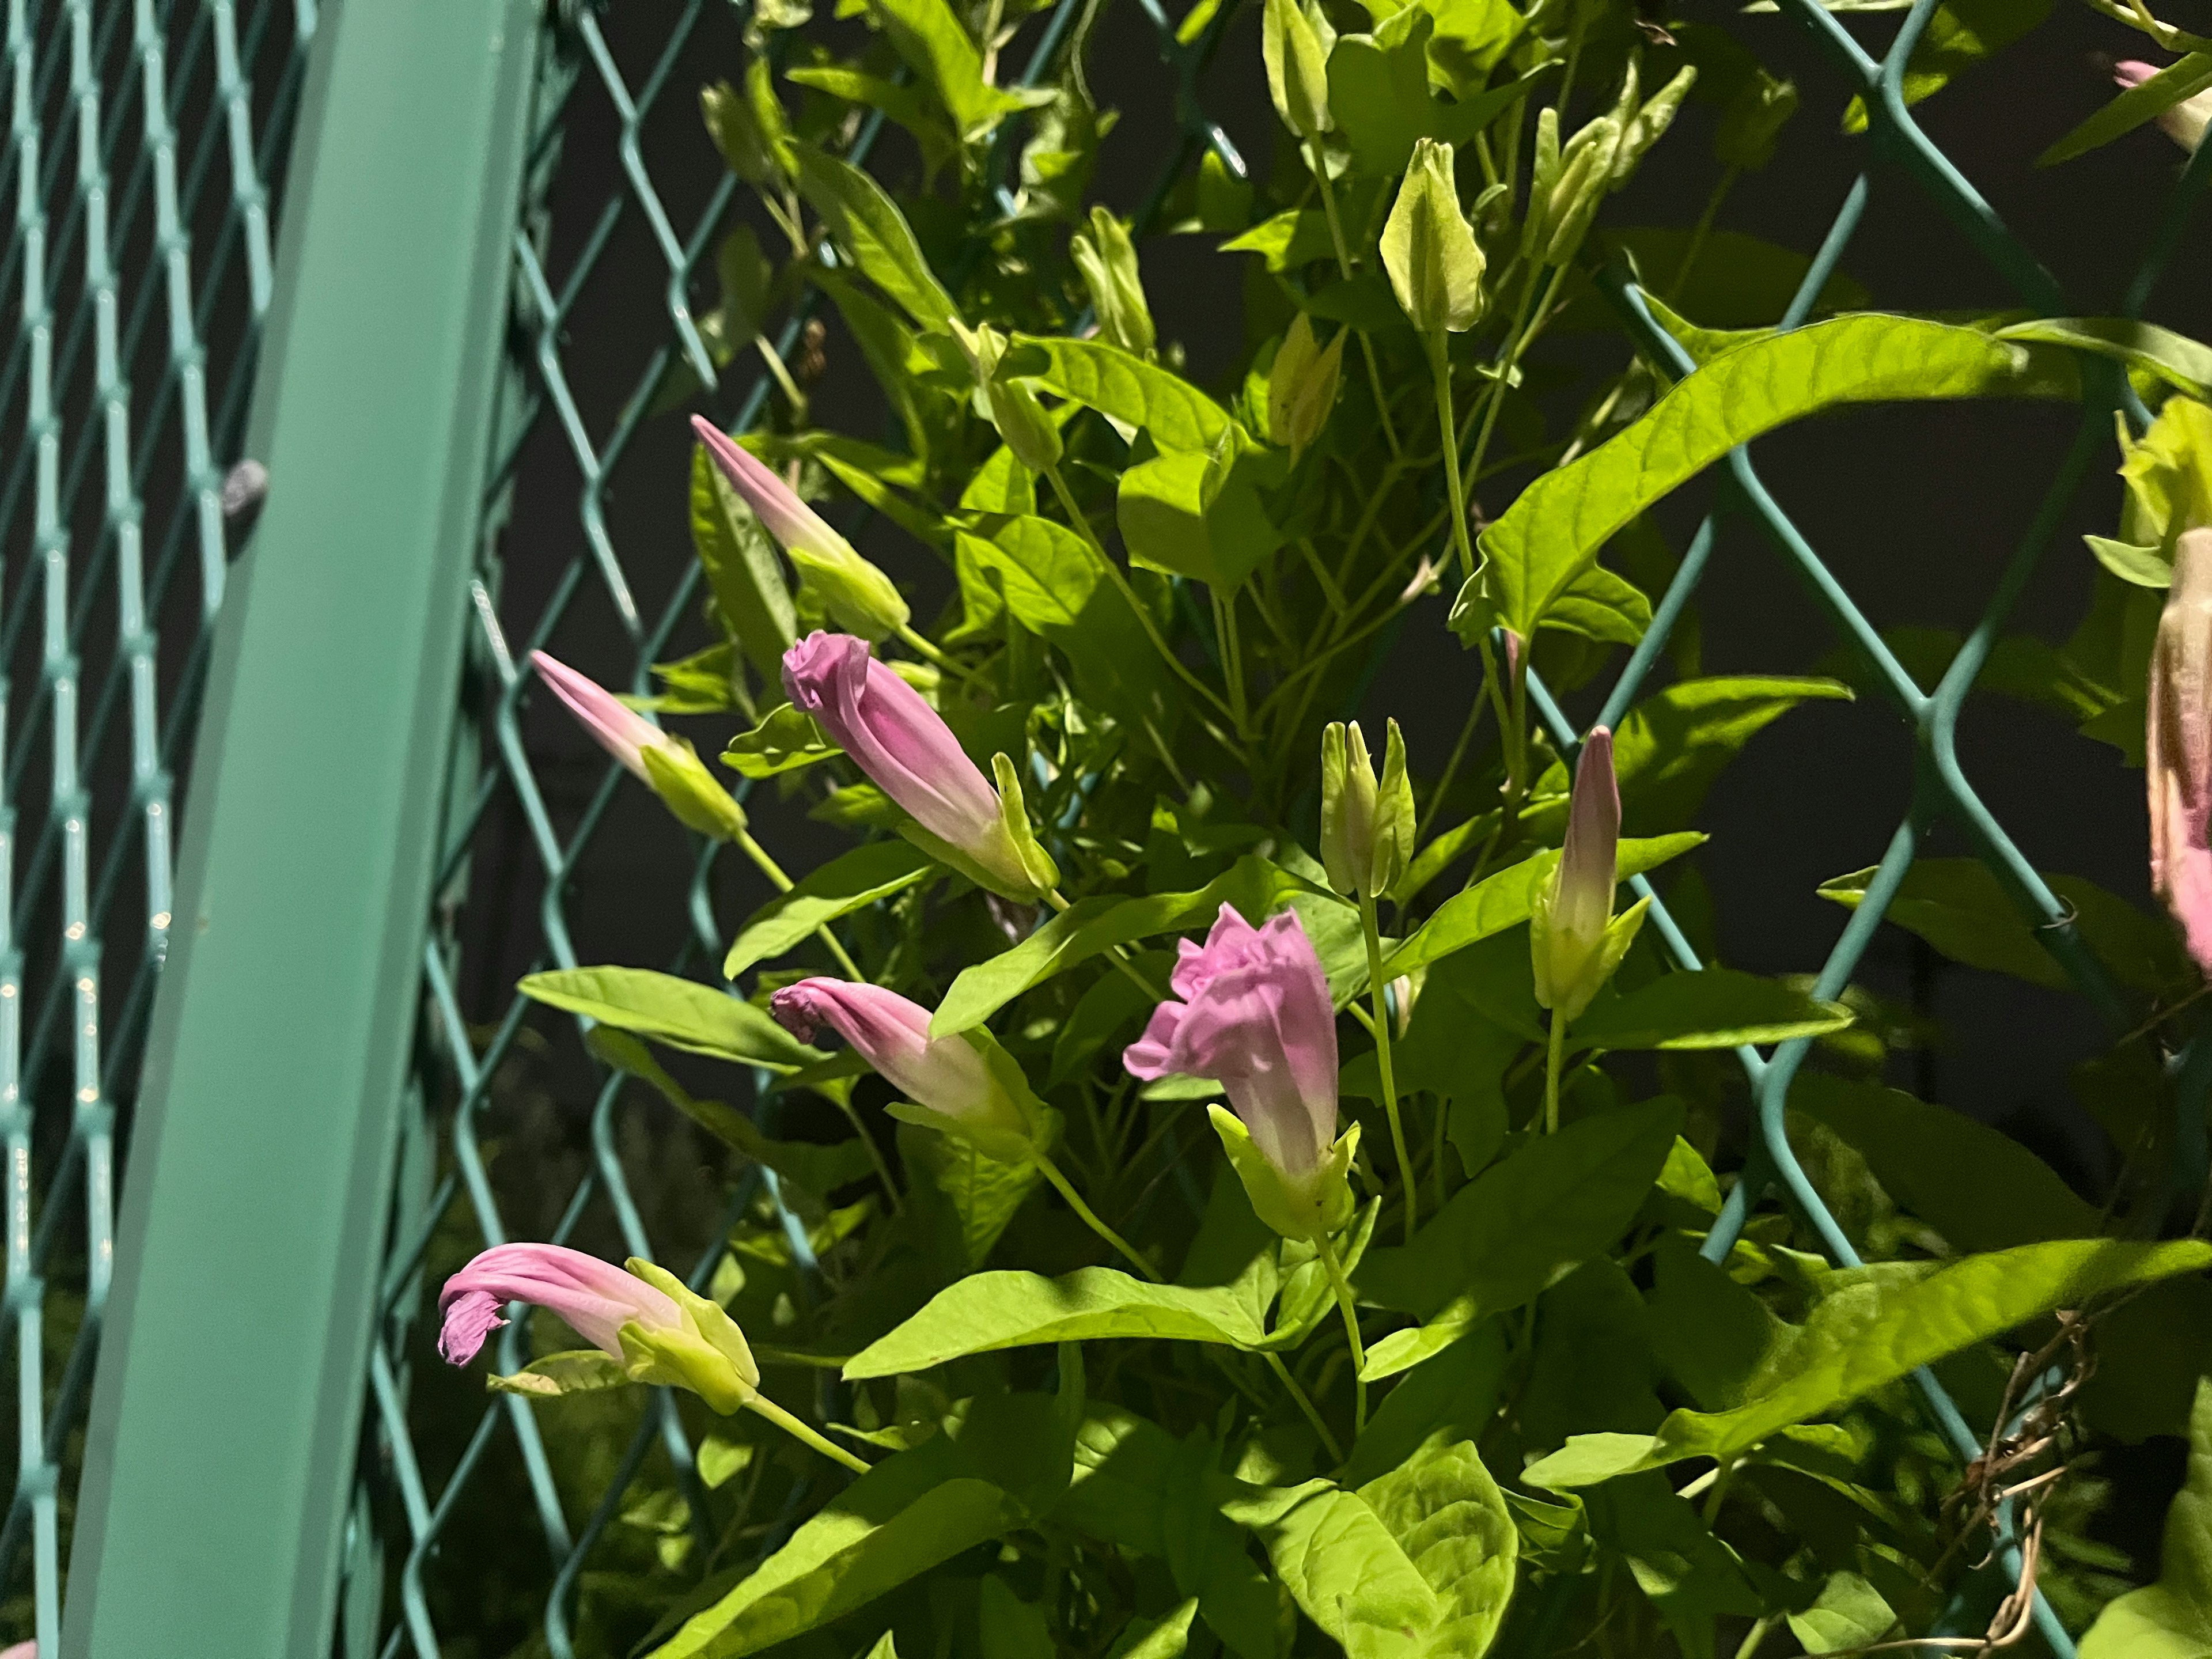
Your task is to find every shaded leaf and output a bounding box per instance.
[521,966,823,1072]
[1574,969,1854,1051]
[725,842,937,979]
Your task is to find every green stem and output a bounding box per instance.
[753,335,808,422]
[1213,588,1251,740]
[1047,888,1164,1003]
[1544,1011,1569,1135]
[736,827,864,981]
[1042,461,1240,727]
[1423,688,1488,825]
[1314,1231,1369,1433]
[1360,893,1417,1244]
[747,1391,872,1475]
[1427,331,1477,584]
[1730,1616,1777,1659]
[1035,1150,1159,1281]
[896,621,987,693]
[1263,1351,1344,1463]
[1308,136,1402,458]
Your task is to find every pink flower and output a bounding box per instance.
[2152,529,2212,971]
[533,650,665,781]
[2,1642,35,1659]
[2114,59,2212,151]
[783,631,1053,897]
[770,979,1024,1135]
[1123,905,1339,1180]
[437,1243,682,1367]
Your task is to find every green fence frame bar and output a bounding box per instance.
[59,2,542,1653]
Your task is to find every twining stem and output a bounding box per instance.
[1543,1011,1569,1135]
[754,336,808,422]
[1359,893,1417,1243]
[748,1391,872,1475]
[1263,1351,1344,1463]
[1046,888,1164,1005]
[1424,689,1488,825]
[734,828,865,983]
[1035,1150,1158,1281]
[1306,136,1402,459]
[1426,331,1478,584]
[1313,1231,1368,1433]
[1041,461,1241,728]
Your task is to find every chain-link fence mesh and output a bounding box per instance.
[0,0,316,1647]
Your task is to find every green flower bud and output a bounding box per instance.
[1070,207,1156,360]
[1267,313,1346,460]
[1320,718,1415,900]
[640,738,752,843]
[1382,138,1487,335]
[1613,65,1696,184]
[953,320,1066,474]
[1262,0,1334,141]
[1716,69,1797,172]
[1521,109,1621,269]
[1530,728,1647,1022]
[615,1259,762,1415]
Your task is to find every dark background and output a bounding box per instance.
[470,0,2212,1201]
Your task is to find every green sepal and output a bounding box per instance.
[991,751,1062,897]
[1267,313,1343,461]
[615,1259,762,1415]
[786,542,910,642]
[1207,1103,1358,1242]
[640,738,751,841]
[1262,0,1332,139]
[1543,893,1652,1025]
[1372,718,1414,899]
[884,1098,1062,1166]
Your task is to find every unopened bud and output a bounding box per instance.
[1071,207,1156,360]
[1268,313,1345,459]
[953,321,1065,474]
[1614,65,1696,183]
[1383,138,1487,336]
[1716,69,1797,171]
[1262,0,1334,141]
[1522,109,1621,269]
[1321,718,1414,900]
[1531,728,1647,1022]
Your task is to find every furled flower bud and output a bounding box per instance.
[1383,138,1487,336]
[1071,207,1156,360]
[1262,0,1334,141]
[949,320,1065,473]
[783,631,1058,900]
[1268,313,1344,461]
[691,415,910,642]
[2115,60,2212,151]
[1321,718,1415,900]
[1123,905,1357,1240]
[2151,529,2212,971]
[771,978,1042,1157]
[437,1244,760,1414]
[1530,728,1650,1024]
[532,651,748,842]
[1522,108,1622,269]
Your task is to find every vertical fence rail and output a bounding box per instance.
[56,2,542,1654]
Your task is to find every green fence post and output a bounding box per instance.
[59,1,543,1653]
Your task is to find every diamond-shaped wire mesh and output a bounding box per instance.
[0,0,316,1646]
[339,0,2206,1654]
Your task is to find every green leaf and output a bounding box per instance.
[1342,1323,1509,1487]
[1326,10,1550,174]
[1050,949,1174,1088]
[1358,1100,1684,1370]
[1815,858,2188,995]
[725,842,936,979]
[691,441,798,683]
[795,146,960,332]
[1478,315,2039,637]
[2000,317,2212,403]
[2040,50,2212,166]
[955,513,1173,728]
[1385,834,1704,978]
[1358,1436,1520,1658]
[1541,563,1652,646]
[1573,969,1854,1051]
[1013,335,1234,451]
[2087,534,2173,589]
[1585,1471,1760,1659]
[785,67,959,173]
[519,966,824,1072]
[1527,1237,2212,1487]
[930,855,1314,1037]
[978,1574,1054,1659]
[1645,1235,1794,1412]
[843,1267,1267,1377]
[723,702,843,779]
[1221,207,1338,273]
[1787,1573,1897,1656]
[593,1029,878,1197]
[1526,677,1852,838]
[866,0,1046,139]
[1841,0,2052,135]
[650,1463,1021,1658]
[487,1349,634,1399]
[2082,1378,2212,1657]
[1105,1599,1199,1659]
[1793,1073,2100,1252]
[1577,229,1869,331]
[900,1121,1045,1272]
[1238,1483,1442,1658]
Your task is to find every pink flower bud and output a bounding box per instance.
[2114,59,2212,151]
[691,414,849,566]
[770,978,1027,1135]
[2152,529,2212,970]
[1123,905,1340,1181]
[783,631,1048,896]
[1533,727,1643,1023]
[532,650,667,780]
[437,1243,683,1366]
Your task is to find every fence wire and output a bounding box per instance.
[316,0,2210,1654]
[0,0,315,1647]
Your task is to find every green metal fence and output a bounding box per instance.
[2,0,2203,1653]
